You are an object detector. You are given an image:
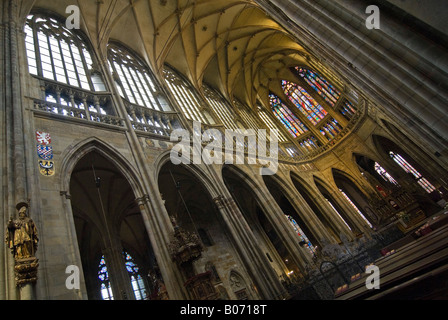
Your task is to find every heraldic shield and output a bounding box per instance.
[37,145,53,160]
[39,160,55,176]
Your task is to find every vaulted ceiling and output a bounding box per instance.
[21,0,315,108]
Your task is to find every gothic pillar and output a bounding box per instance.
[213,195,287,300]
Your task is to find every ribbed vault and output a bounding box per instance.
[25,0,311,109]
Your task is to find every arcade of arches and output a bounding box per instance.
[1,0,448,300]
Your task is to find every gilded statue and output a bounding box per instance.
[5,201,39,260]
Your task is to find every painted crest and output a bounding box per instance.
[36,131,51,145]
[37,145,53,160]
[38,160,55,177]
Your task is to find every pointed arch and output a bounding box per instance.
[60,137,145,200]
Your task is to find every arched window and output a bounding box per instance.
[293,68,340,107]
[269,94,308,138]
[25,14,105,91]
[108,44,170,111]
[374,162,399,186]
[203,85,238,130]
[281,80,328,125]
[285,215,315,255]
[123,252,148,300]
[340,99,357,120]
[389,152,436,193]
[320,118,343,140]
[257,107,288,143]
[98,255,114,300]
[163,66,210,124]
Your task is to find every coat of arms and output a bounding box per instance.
[37,145,53,160]
[36,131,51,145]
[38,160,55,177]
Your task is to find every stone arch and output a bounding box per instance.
[221,164,304,277]
[332,168,376,227]
[60,137,143,197]
[59,137,159,300]
[313,175,358,235]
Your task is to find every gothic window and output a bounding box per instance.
[389,152,436,193]
[163,66,210,124]
[123,251,148,300]
[281,80,328,125]
[285,215,315,255]
[257,107,289,142]
[293,67,341,107]
[298,136,321,151]
[25,14,105,92]
[108,44,170,112]
[339,99,357,120]
[269,94,308,138]
[374,162,399,186]
[203,85,238,130]
[98,255,114,300]
[320,118,343,140]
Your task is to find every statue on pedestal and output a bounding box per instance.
[5,201,39,287]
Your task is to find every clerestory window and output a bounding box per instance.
[25,13,105,92]
[108,43,171,112]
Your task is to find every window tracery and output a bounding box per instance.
[163,67,210,124]
[390,152,436,193]
[268,94,308,138]
[281,80,328,126]
[25,14,105,92]
[108,44,170,112]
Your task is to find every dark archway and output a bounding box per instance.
[290,173,341,245]
[157,161,258,300]
[221,165,301,278]
[262,175,318,255]
[313,176,359,235]
[70,151,158,300]
[332,169,375,228]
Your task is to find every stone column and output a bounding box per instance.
[213,195,287,300]
[1,0,34,299]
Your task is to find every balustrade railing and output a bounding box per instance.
[33,79,125,127]
[125,102,182,137]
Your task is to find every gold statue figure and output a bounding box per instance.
[5,201,39,260]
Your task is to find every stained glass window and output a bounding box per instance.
[340,99,357,120]
[124,252,148,300]
[320,119,342,140]
[258,108,288,143]
[285,215,315,255]
[25,14,105,92]
[390,152,436,193]
[269,94,308,138]
[282,80,328,125]
[98,256,114,300]
[299,136,320,151]
[374,162,399,186]
[293,68,341,107]
[339,190,373,228]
